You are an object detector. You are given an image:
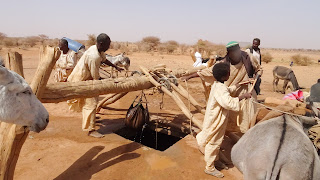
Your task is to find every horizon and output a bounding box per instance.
[0,0,319,49]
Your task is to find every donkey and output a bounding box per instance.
[0,64,49,132]
[105,52,130,77]
[231,114,320,180]
[273,66,300,94]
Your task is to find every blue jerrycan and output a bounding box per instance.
[62,37,85,53]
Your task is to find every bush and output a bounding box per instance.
[165,40,179,54]
[291,54,311,66]
[87,34,96,46]
[24,36,39,47]
[141,36,160,51]
[261,52,273,64]
[38,34,49,45]
[3,38,19,47]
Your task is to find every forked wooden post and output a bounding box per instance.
[0,47,60,180]
[4,52,24,78]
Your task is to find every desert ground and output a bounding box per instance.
[1,47,320,180]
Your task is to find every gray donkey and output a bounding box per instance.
[231,114,320,180]
[273,66,300,94]
[105,52,130,77]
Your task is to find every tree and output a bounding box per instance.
[38,34,49,45]
[141,36,160,51]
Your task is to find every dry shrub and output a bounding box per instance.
[291,54,311,66]
[165,40,179,54]
[3,38,16,47]
[38,34,49,45]
[195,39,227,58]
[46,38,59,46]
[261,52,273,64]
[24,36,39,47]
[87,34,96,46]
[141,36,160,51]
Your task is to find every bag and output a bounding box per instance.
[125,92,150,130]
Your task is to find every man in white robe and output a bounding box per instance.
[67,33,123,138]
[54,39,77,82]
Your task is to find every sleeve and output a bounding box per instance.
[227,85,238,94]
[213,84,240,111]
[87,56,100,80]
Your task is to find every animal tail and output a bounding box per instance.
[288,72,300,90]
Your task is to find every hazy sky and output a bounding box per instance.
[0,0,319,49]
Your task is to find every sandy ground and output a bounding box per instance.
[0,47,320,180]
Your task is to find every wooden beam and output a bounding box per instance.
[41,76,154,103]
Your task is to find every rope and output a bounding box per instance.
[252,100,306,118]
[184,80,193,135]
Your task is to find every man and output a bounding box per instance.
[182,41,262,133]
[54,39,77,82]
[246,38,262,94]
[193,51,208,67]
[246,38,261,65]
[67,33,123,138]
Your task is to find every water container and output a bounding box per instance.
[62,37,85,53]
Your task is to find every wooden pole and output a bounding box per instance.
[0,53,26,180]
[140,66,203,129]
[41,76,154,103]
[4,52,24,78]
[30,46,61,97]
[96,92,128,113]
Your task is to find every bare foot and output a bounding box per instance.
[205,169,224,178]
[88,131,105,138]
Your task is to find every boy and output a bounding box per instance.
[196,63,251,178]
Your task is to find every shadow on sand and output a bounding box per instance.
[54,142,141,180]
